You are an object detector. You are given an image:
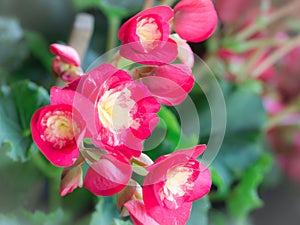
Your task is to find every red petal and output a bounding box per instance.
[174,0,218,42]
[30,105,82,167]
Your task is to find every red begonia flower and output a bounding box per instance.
[137,64,194,106]
[75,64,160,159]
[30,104,84,167]
[173,0,218,42]
[84,153,132,196]
[118,6,178,65]
[50,43,81,66]
[142,145,211,225]
[50,44,83,82]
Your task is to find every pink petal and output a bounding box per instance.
[118,5,177,65]
[80,63,122,100]
[50,86,75,106]
[174,0,218,42]
[51,84,94,138]
[129,87,160,139]
[140,64,194,105]
[147,202,192,225]
[147,145,207,171]
[84,154,132,196]
[124,200,160,225]
[170,34,194,68]
[187,163,211,202]
[119,39,178,65]
[50,44,81,66]
[90,68,160,159]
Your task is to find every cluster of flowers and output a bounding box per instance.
[215,0,300,181]
[30,1,218,224]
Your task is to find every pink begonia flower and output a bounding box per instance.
[170,34,194,69]
[135,64,194,106]
[75,64,160,159]
[173,0,218,42]
[118,6,178,65]
[50,43,83,82]
[84,153,132,196]
[60,157,84,196]
[141,145,211,225]
[30,104,84,167]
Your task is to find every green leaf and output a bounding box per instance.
[0,80,49,161]
[0,151,44,212]
[21,208,70,225]
[0,208,70,225]
[187,196,210,225]
[24,31,52,70]
[225,86,267,134]
[227,154,273,222]
[72,0,101,11]
[72,0,144,18]
[0,16,28,72]
[208,210,253,225]
[112,219,133,225]
[207,82,267,200]
[90,197,121,225]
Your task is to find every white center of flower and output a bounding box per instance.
[41,110,78,149]
[136,17,162,50]
[159,166,194,208]
[97,88,136,132]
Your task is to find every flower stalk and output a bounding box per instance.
[236,0,300,41]
[252,33,300,78]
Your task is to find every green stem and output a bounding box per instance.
[31,152,59,179]
[235,0,300,41]
[31,152,63,210]
[266,98,300,130]
[160,0,176,6]
[106,15,121,52]
[49,176,62,211]
[252,33,300,78]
